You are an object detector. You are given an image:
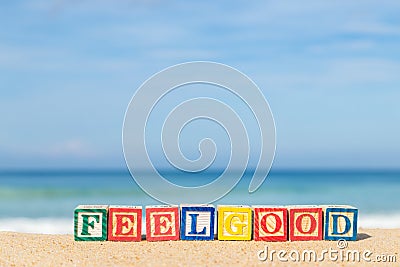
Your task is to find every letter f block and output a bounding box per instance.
[108,206,142,241]
[146,205,179,241]
[180,205,215,240]
[324,205,358,241]
[218,205,252,240]
[74,205,108,241]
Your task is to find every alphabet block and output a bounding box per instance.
[146,205,179,241]
[74,205,108,241]
[289,206,323,241]
[253,206,288,241]
[180,204,215,240]
[108,206,142,242]
[323,205,358,241]
[217,205,252,241]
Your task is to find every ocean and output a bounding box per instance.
[0,169,399,234]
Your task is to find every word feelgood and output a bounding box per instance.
[74,205,358,242]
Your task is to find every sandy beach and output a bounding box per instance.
[0,228,398,266]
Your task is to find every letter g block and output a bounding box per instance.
[218,205,252,240]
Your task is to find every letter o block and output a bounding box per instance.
[74,205,108,241]
[289,207,323,241]
[218,205,252,240]
[253,206,288,241]
[146,206,179,241]
[108,206,142,242]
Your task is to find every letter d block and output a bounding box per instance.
[289,206,323,241]
[74,205,108,241]
[146,205,179,241]
[180,205,215,240]
[253,206,288,241]
[108,206,142,242]
[324,206,358,241]
[218,205,252,241]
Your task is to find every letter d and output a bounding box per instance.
[332,214,351,235]
[257,246,268,261]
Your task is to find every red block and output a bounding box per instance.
[253,206,288,241]
[146,205,179,241]
[289,206,323,241]
[108,206,142,241]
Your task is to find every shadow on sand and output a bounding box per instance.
[357,233,371,241]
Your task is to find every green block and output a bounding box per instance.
[74,205,108,241]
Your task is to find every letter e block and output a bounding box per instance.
[324,205,358,241]
[108,206,142,242]
[180,204,215,240]
[74,205,108,241]
[218,205,252,241]
[253,206,288,241]
[289,206,323,241]
[146,205,179,241]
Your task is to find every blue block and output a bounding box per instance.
[324,207,358,241]
[180,205,215,240]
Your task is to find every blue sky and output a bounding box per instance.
[1,1,400,170]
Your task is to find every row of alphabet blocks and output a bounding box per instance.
[74,205,358,241]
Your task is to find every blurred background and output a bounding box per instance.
[0,1,399,233]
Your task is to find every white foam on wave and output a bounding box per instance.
[0,218,73,234]
[359,213,400,229]
[0,213,399,235]
[0,217,147,235]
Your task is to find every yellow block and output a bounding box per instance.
[218,206,252,240]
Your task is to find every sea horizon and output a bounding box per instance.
[0,168,399,234]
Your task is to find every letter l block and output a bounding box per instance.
[180,204,215,240]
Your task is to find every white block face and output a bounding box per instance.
[258,211,285,237]
[111,212,138,237]
[185,211,211,237]
[292,212,320,237]
[76,212,103,237]
[222,211,250,237]
[149,211,176,237]
[327,211,355,238]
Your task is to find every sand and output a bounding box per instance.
[0,229,398,266]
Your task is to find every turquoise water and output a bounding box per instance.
[0,169,399,232]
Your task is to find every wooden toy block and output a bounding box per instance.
[289,206,323,241]
[217,205,252,241]
[74,205,108,241]
[107,205,142,242]
[180,204,215,240]
[323,205,358,241]
[146,205,179,241]
[253,206,288,241]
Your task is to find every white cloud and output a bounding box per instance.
[344,21,400,35]
[44,139,95,157]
